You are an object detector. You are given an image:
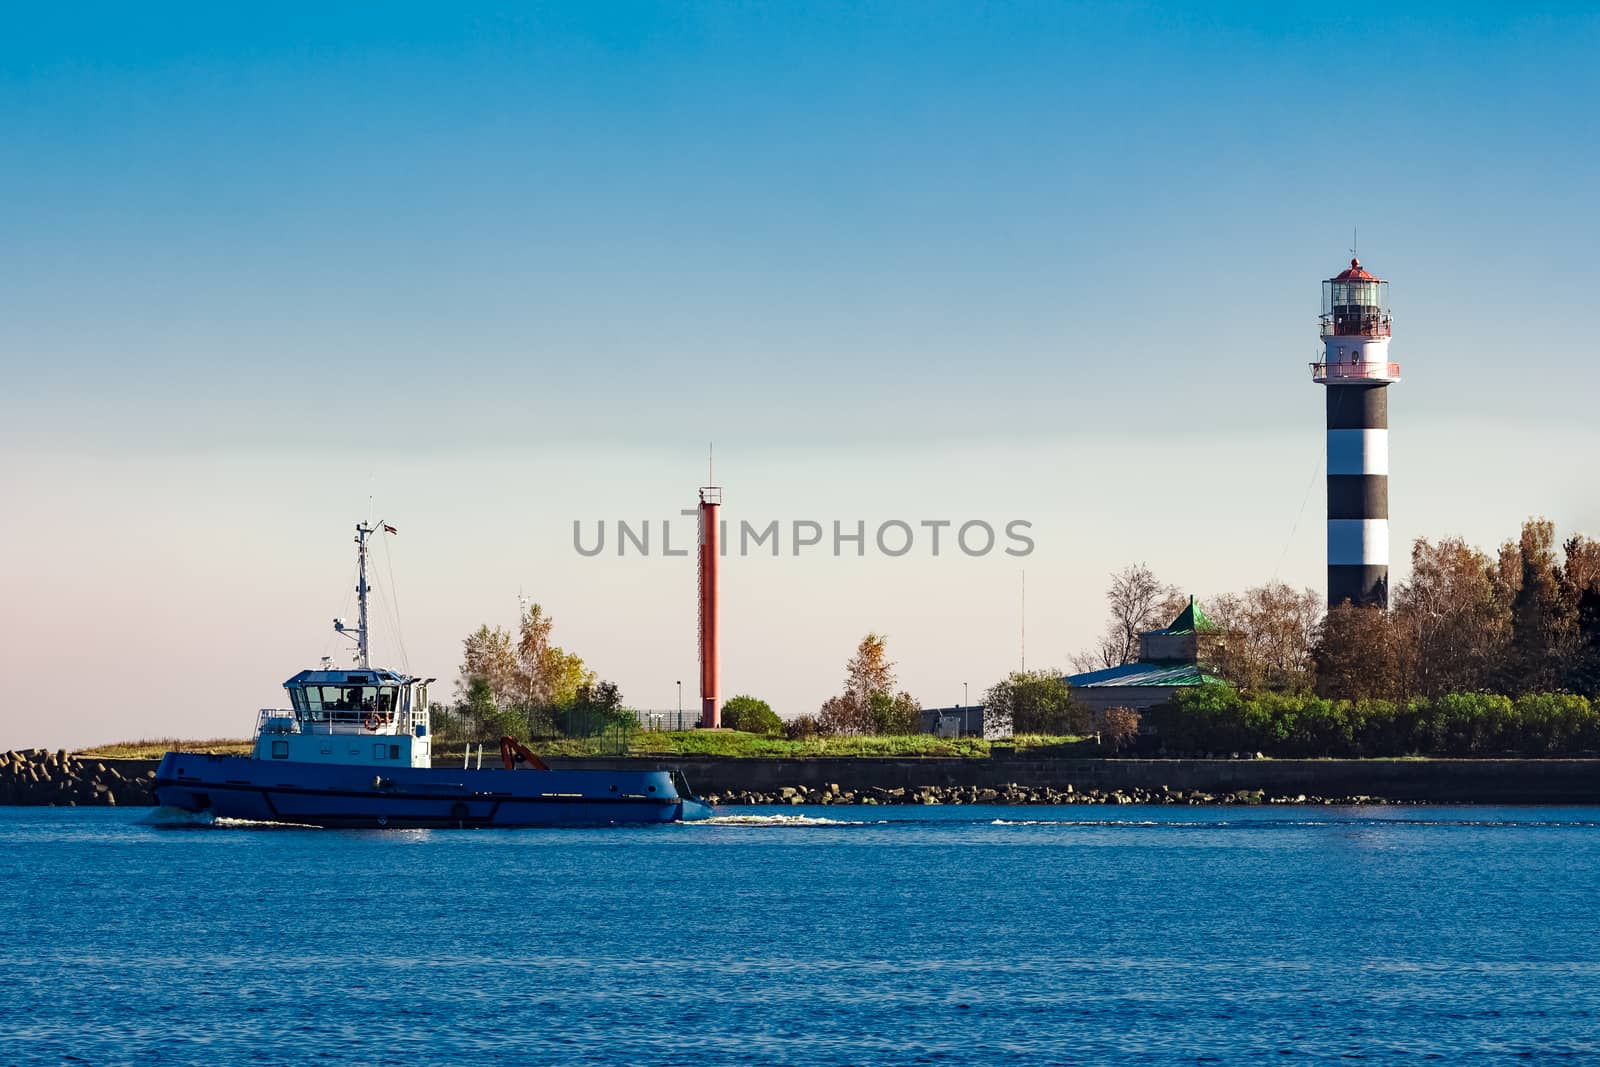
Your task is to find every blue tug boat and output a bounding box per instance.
[153,522,713,828]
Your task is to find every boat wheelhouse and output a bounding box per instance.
[255,667,434,769]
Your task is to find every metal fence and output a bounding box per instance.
[428,705,702,743]
[627,709,700,732]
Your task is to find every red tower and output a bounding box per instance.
[697,485,722,728]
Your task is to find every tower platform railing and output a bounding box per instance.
[1311,361,1401,384]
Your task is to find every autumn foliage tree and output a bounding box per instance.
[1074,564,1186,670]
[1390,536,1509,696]
[818,633,921,735]
[1311,603,1408,701]
[1205,582,1323,693]
[453,602,597,740]
[1100,707,1142,752]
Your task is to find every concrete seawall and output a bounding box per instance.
[6,752,1599,805]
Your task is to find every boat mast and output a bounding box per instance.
[354,521,372,669]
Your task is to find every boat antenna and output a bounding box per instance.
[354,521,373,668]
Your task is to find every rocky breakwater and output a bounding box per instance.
[0,750,158,807]
[701,782,1399,807]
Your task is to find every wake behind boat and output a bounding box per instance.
[153,522,712,828]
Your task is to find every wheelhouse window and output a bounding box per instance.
[300,685,385,715]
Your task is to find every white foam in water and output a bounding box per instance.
[141,807,316,830]
[141,806,216,827]
[701,813,872,827]
[990,818,1212,827]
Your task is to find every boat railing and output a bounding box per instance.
[255,709,300,735]
[254,708,422,738]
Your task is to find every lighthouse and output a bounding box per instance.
[1313,258,1400,608]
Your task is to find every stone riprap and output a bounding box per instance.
[0,750,157,807]
[697,783,1396,806]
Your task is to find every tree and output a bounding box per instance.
[1563,534,1600,597]
[1312,603,1406,701]
[784,714,822,740]
[817,633,921,735]
[514,602,555,703]
[458,675,498,741]
[846,633,895,701]
[818,694,867,736]
[1074,564,1183,669]
[459,605,598,740]
[721,695,783,736]
[1101,707,1142,752]
[1205,583,1322,692]
[1571,588,1600,698]
[540,647,595,708]
[1391,536,1509,697]
[1503,519,1577,693]
[984,670,1088,736]
[513,603,595,709]
[560,679,630,737]
[1564,537,1600,697]
[458,624,519,708]
[867,690,921,735]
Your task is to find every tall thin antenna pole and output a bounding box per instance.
[1020,569,1026,672]
[355,522,373,668]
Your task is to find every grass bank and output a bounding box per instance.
[79,732,1095,761]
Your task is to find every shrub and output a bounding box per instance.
[867,691,921,735]
[984,670,1087,736]
[1149,689,1598,757]
[783,714,822,741]
[1100,707,1141,751]
[721,695,784,736]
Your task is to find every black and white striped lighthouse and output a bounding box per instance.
[1314,258,1399,608]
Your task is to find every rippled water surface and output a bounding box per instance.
[2,805,1598,1065]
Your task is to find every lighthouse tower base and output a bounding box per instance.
[1325,384,1389,609]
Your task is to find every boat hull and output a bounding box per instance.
[153,753,709,828]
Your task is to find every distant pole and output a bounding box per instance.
[677,680,682,730]
[1020,569,1026,672]
[963,681,968,707]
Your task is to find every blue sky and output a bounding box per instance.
[2,2,1597,748]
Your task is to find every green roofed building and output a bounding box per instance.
[1064,596,1231,717]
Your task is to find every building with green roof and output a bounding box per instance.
[1064,596,1231,717]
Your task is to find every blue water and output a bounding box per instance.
[2,806,1598,1065]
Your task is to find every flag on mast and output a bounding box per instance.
[382,523,398,535]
